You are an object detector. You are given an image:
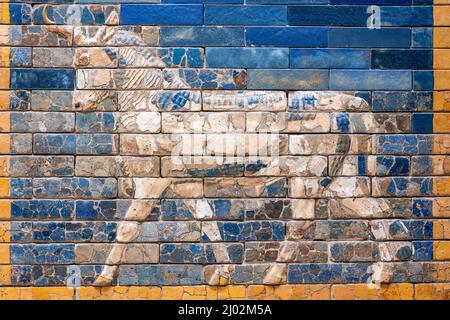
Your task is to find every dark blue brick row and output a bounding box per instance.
[120,4,203,25]
[376,156,410,176]
[10,178,32,198]
[205,5,286,25]
[372,92,433,112]
[160,27,244,46]
[413,241,433,261]
[202,221,285,241]
[329,28,411,48]
[413,71,434,91]
[11,244,75,264]
[11,200,74,220]
[288,263,370,284]
[371,49,432,70]
[10,69,75,90]
[412,199,432,218]
[246,27,328,47]
[9,3,31,24]
[288,6,432,27]
[11,221,117,242]
[412,113,433,133]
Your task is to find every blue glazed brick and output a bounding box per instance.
[329,28,411,48]
[205,5,286,25]
[160,27,244,46]
[75,200,118,220]
[330,70,412,90]
[11,265,67,286]
[358,155,367,175]
[290,49,370,69]
[161,199,244,220]
[331,0,411,3]
[249,0,328,2]
[412,113,433,134]
[33,134,116,155]
[164,69,246,89]
[9,4,32,24]
[206,48,288,68]
[10,91,30,111]
[371,50,432,70]
[76,134,117,154]
[376,135,433,155]
[32,222,117,242]
[376,156,410,175]
[11,200,74,220]
[412,199,432,217]
[411,156,432,175]
[288,6,367,26]
[33,178,117,199]
[121,4,203,25]
[248,70,329,90]
[10,69,75,90]
[118,265,203,285]
[160,243,243,263]
[288,263,370,284]
[413,241,433,261]
[385,177,433,197]
[413,71,434,91]
[202,221,285,241]
[33,134,77,154]
[10,178,32,198]
[334,112,349,132]
[156,48,204,68]
[11,244,75,264]
[76,112,116,133]
[412,28,433,48]
[10,48,32,67]
[246,27,327,47]
[380,6,433,27]
[32,5,116,25]
[372,92,433,112]
[10,222,32,242]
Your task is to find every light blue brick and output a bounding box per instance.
[206,48,288,68]
[246,27,327,47]
[290,49,369,68]
[248,69,328,90]
[330,70,412,90]
[121,4,203,25]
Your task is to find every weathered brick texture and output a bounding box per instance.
[0,0,448,300]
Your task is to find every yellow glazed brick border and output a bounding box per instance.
[434,1,450,266]
[0,0,10,293]
[0,285,447,300]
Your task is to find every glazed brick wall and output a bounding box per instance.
[0,0,449,300]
